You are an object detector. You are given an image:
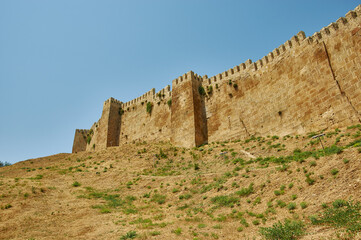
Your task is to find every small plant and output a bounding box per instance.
[236,183,254,197]
[332,199,347,208]
[194,163,200,171]
[211,195,239,207]
[305,176,315,185]
[309,161,317,167]
[259,219,305,240]
[198,223,207,228]
[167,99,172,107]
[120,231,137,239]
[331,168,339,175]
[150,231,161,236]
[146,102,153,114]
[151,193,166,204]
[198,86,206,96]
[310,199,361,236]
[252,219,260,225]
[343,158,349,164]
[72,181,81,187]
[288,202,297,210]
[2,204,12,209]
[300,202,308,209]
[172,227,182,235]
[291,194,297,200]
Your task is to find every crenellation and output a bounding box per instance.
[279,44,286,53]
[290,35,299,46]
[336,17,348,25]
[216,73,222,81]
[312,32,322,41]
[285,40,292,49]
[272,48,280,57]
[297,31,306,41]
[239,62,246,70]
[345,10,357,20]
[262,56,269,64]
[233,65,240,73]
[73,4,361,152]
[256,59,263,69]
[321,27,330,35]
[245,59,252,67]
[306,36,314,44]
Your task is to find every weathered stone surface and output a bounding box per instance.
[73,5,361,152]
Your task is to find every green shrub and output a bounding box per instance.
[120,231,137,239]
[235,183,254,197]
[146,102,153,114]
[310,200,361,235]
[331,169,339,175]
[287,202,297,210]
[151,194,166,204]
[150,231,161,236]
[167,99,172,107]
[259,219,305,240]
[211,195,239,207]
[332,199,347,208]
[172,227,182,235]
[198,86,206,96]
[305,176,315,185]
[72,181,81,187]
[300,202,308,209]
[252,219,260,225]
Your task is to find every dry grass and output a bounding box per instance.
[1,125,361,239]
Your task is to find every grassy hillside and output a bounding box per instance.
[1,125,361,240]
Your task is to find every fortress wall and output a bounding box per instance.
[72,129,89,153]
[204,8,361,143]
[322,7,361,122]
[119,85,172,144]
[73,5,361,151]
[171,71,199,148]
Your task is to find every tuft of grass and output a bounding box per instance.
[120,231,137,239]
[211,195,239,207]
[287,202,297,211]
[259,219,305,240]
[300,202,308,209]
[235,183,254,197]
[331,169,339,175]
[310,200,361,236]
[172,227,182,235]
[150,231,161,236]
[151,193,166,204]
[72,181,81,187]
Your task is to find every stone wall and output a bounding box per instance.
[73,5,361,152]
[72,129,88,153]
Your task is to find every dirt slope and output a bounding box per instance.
[1,125,361,240]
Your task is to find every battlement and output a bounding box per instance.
[155,85,171,100]
[122,88,155,108]
[104,97,123,107]
[73,4,361,153]
[75,129,89,134]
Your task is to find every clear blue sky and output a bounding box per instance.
[0,0,359,164]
